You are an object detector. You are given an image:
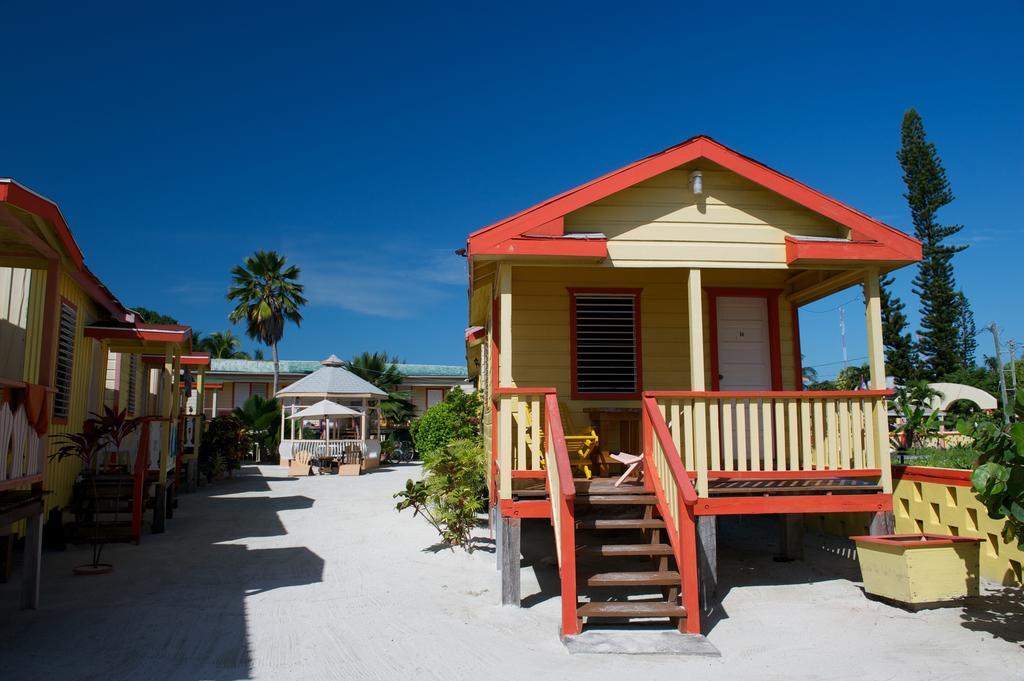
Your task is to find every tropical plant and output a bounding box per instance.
[410,389,483,457]
[227,250,307,393]
[50,410,139,571]
[198,415,248,481]
[394,438,486,550]
[880,273,918,385]
[958,393,1024,550]
[252,348,266,360]
[198,330,250,359]
[834,364,871,391]
[348,352,416,425]
[891,381,944,451]
[233,394,281,463]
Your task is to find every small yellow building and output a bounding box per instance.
[1,179,206,606]
[464,136,923,638]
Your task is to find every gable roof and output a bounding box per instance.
[276,356,387,398]
[467,135,922,263]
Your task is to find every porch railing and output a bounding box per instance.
[645,390,892,494]
[290,439,366,463]
[494,387,553,499]
[641,396,700,634]
[0,381,46,490]
[543,394,578,636]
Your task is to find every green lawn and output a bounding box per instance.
[894,446,976,470]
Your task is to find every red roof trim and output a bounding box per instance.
[784,236,915,264]
[1,179,131,320]
[85,323,191,344]
[467,136,922,262]
[143,352,210,366]
[471,236,608,258]
[465,326,487,344]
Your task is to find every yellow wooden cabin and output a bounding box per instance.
[0,179,207,606]
[464,136,922,640]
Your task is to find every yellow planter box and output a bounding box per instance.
[852,534,982,607]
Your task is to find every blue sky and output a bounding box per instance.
[1,2,1021,376]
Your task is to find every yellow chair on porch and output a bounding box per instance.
[522,401,599,479]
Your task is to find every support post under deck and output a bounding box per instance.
[500,515,521,606]
[778,514,805,561]
[868,511,895,536]
[697,515,717,618]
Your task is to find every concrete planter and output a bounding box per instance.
[851,533,982,607]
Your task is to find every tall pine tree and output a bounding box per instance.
[953,290,977,368]
[879,273,917,384]
[897,108,968,379]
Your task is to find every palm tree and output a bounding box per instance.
[349,351,416,425]
[227,251,307,393]
[198,330,250,359]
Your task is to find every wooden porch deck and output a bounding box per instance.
[511,474,882,500]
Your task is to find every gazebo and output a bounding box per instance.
[276,355,388,469]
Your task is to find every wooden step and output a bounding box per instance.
[577,601,687,619]
[576,518,666,530]
[577,494,657,505]
[577,543,674,558]
[582,570,680,587]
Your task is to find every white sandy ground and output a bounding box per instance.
[1,464,1021,681]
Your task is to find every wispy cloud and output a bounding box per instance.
[294,242,466,319]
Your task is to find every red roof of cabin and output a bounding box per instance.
[467,135,922,263]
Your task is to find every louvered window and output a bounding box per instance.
[127,354,138,415]
[54,300,77,419]
[572,292,641,396]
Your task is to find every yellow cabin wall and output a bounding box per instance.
[564,164,848,268]
[44,271,107,514]
[506,266,800,426]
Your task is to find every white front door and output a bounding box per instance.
[716,296,772,390]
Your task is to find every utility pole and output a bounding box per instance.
[987,323,1010,425]
[839,306,848,369]
[1008,339,1018,399]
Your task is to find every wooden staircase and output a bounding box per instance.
[572,480,689,631]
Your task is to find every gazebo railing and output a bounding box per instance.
[290,439,365,464]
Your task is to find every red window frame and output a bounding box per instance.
[568,287,643,400]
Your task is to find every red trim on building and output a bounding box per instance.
[510,470,547,479]
[498,499,551,519]
[465,326,486,344]
[142,352,210,366]
[791,302,803,390]
[472,236,608,259]
[893,465,972,488]
[849,533,982,547]
[568,287,643,400]
[705,288,783,392]
[467,136,922,263]
[85,323,191,344]
[695,493,893,516]
[784,236,915,265]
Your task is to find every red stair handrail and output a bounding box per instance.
[543,394,578,636]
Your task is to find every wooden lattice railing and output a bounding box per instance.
[0,381,46,491]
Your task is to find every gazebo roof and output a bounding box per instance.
[275,355,387,398]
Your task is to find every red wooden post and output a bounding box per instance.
[560,495,579,636]
[678,498,701,634]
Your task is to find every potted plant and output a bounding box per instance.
[52,409,139,575]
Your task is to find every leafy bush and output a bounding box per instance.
[233,394,281,463]
[958,393,1024,549]
[394,438,486,550]
[410,390,482,457]
[199,415,247,481]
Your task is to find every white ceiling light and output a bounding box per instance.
[690,170,703,195]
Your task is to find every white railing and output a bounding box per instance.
[289,439,366,462]
[647,390,892,494]
[0,392,44,485]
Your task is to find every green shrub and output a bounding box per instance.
[958,394,1024,550]
[410,389,482,457]
[199,415,247,481]
[394,438,486,550]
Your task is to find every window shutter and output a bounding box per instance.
[573,293,639,395]
[54,301,77,419]
[127,354,138,416]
